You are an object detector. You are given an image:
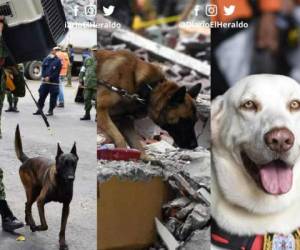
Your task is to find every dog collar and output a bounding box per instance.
[137,79,163,104]
[212,219,300,250]
[98,79,163,105]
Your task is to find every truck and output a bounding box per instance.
[24,24,97,80]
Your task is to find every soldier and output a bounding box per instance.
[0,16,24,231]
[79,45,98,121]
[66,44,74,87]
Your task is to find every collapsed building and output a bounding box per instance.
[96,12,210,250]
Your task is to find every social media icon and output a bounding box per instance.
[224,5,235,16]
[205,4,218,17]
[85,4,97,17]
[194,5,202,16]
[72,5,79,17]
[103,5,115,16]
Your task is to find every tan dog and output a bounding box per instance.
[15,125,78,250]
[96,50,201,161]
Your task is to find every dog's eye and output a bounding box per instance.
[241,100,257,111]
[289,100,300,111]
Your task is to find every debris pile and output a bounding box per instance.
[98,145,210,249]
[96,13,211,250]
[160,173,210,249]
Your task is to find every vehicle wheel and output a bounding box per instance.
[24,62,31,79]
[28,61,42,80]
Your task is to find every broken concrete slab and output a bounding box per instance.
[179,228,210,250]
[178,204,210,240]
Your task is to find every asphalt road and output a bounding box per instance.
[0,80,97,250]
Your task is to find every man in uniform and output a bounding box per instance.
[66,44,74,87]
[33,48,62,116]
[79,45,98,121]
[0,16,24,231]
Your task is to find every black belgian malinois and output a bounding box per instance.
[15,125,79,250]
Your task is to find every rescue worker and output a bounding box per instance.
[0,16,24,232]
[56,46,70,108]
[79,45,98,121]
[33,48,62,116]
[211,0,282,98]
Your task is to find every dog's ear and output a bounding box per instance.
[169,86,186,105]
[211,95,225,144]
[188,83,202,99]
[70,142,78,160]
[56,143,64,161]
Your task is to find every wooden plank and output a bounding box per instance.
[113,28,210,77]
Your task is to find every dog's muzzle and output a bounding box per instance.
[241,126,296,196]
[264,127,294,153]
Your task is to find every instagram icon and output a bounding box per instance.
[205,4,218,16]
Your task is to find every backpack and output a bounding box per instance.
[4,64,26,97]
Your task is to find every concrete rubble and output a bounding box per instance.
[97,13,210,250]
[98,145,210,249]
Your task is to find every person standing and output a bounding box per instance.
[56,46,70,108]
[82,48,91,62]
[66,44,74,87]
[0,16,24,232]
[79,46,98,121]
[33,48,62,116]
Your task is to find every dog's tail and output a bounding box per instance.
[15,125,29,163]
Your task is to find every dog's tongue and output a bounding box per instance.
[259,161,293,195]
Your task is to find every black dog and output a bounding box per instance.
[15,125,78,250]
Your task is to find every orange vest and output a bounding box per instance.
[56,51,70,76]
[211,0,282,23]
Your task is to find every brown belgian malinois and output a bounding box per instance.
[15,125,79,250]
[96,50,201,161]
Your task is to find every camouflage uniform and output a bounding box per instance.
[66,45,74,87]
[0,35,8,200]
[79,56,97,115]
[6,92,18,108]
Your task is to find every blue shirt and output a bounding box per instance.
[42,55,62,83]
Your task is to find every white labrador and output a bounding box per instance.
[212,74,300,249]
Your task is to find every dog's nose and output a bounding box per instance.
[264,128,294,153]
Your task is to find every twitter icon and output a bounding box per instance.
[103,5,115,16]
[224,5,235,16]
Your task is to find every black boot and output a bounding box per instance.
[5,105,13,112]
[33,110,42,115]
[12,101,19,113]
[46,110,54,116]
[0,200,24,232]
[80,112,91,120]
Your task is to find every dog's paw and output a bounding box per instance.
[30,225,37,232]
[25,217,30,225]
[140,154,163,166]
[35,225,48,231]
[59,243,68,250]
